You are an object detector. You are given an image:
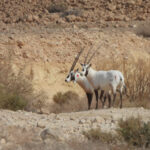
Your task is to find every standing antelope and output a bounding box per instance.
[65,48,104,110]
[81,48,126,108]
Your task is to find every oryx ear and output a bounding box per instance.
[75,68,79,72]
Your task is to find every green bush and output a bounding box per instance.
[83,128,118,144]
[0,92,27,111]
[118,117,150,148]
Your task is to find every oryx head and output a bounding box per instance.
[65,48,84,82]
[81,45,100,76]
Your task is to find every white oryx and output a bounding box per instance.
[81,48,127,108]
[65,48,104,110]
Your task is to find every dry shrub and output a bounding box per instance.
[96,54,150,108]
[47,2,68,13]
[83,117,150,149]
[53,91,79,105]
[0,61,48,112]
[135,22,150,38]
[118,117,150,148]
[61,9,83,17]
[51,91,87,113]
[0,63,31,111]
[83,128,119,144]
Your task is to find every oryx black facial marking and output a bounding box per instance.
[85,69,89,76]
[71,73,75,81]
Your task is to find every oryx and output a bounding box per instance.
[81,47,127,108]
[65,47,104,110]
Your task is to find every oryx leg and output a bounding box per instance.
[103,95,107,108]
[108,93,111,108]
[99,90,105,108]
[94,90,99,109]
[119,91,123,108]
[111,85,117,107]
[118,86,123,109]
[86,93,93,110]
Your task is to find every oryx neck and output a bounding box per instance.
[89,67,96,74]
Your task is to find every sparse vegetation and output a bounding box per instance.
[48,3,68,13]
[118,117,150,148]
[135,23,150,38]
[0,91,27,111]
[83,117,150,148]
[83,128,119,144]
[0,61,48,112]
[53,91,79,105]
[61,9,83,17]
[51,91,86,113]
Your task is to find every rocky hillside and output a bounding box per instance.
[0,108,150,150]
[0,26,150,107]
[0,0,149,26]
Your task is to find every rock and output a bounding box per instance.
[65,15,80,22]
[27,15,33,22]
[79,119,86,124]
[32,15,39,22]
[114,15,124,21]
[107,4,116,11]
[40,128,64,141]
[1,138,6,144]
[49,14,60,21]
[37,121,46,128]
[90,117,104,123]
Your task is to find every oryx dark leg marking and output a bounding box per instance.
[118,91,123,109]
[108,94,111,108]
[94,90,98,109]
[103,95,107,108]
[99,90,104,105]
[112,93,116,107]
[86,93,93,110]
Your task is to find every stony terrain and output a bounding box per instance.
[0,108,150,150]
[0,0,149,27]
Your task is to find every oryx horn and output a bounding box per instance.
[87,45,100,64]
[69,48,84,72]
[84,45,94,64]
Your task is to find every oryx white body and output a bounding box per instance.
[81,65,125,108]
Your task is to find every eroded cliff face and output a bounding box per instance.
[0,27,149,104]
